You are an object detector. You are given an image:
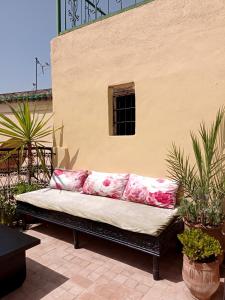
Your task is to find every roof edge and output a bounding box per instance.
[0,88,52,103]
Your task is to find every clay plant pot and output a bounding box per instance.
[182,255,220,300]
[184,219,225,263]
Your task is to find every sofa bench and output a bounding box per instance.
[16,185,183,280]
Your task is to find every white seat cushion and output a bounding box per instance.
[16,188,178,237]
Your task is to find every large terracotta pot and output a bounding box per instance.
[184,220,225,263]
[182,255,220,300]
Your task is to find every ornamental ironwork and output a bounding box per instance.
[0,147,53,197]
[58,0,147,33]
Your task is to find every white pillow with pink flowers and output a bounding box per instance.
[123,174,178,209]
[50,169,88,192]
[82,171,129,199]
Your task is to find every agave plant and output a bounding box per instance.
[0,101,54,184]
[166,108,225,226]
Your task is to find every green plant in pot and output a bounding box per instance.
[13,182,40,195]
[0,101,55,184]
[0,193,16,226]
[178,229,222,300]
[166,108,225,250]
[13,181,41,229]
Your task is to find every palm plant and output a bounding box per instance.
[166,108,225,226]
[0,101,54,184]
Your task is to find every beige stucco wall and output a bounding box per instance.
[0,100,53,144]
[51,0,225,177]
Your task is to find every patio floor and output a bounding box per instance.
[2,223,224,300]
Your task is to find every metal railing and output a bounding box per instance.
[57,0,148,34]
[0,147,53,196]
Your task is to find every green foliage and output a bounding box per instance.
[167,108,225,226]
[0,101,53,150]
[0,193,16,217]
[178,229,222,262]
[0,101,56,182]
[178,198,224,226]
[0,182,40,223]
[13,182,40,195]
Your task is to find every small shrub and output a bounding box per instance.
[0,193,17,224]
[13,182,40,195]
[178,229,222,263]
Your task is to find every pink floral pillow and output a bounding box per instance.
[50,169,88,192]
[123,174,178,209]
[82,171,129,199]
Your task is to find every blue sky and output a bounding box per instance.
[0,1,142,94]
[0,1,56,93]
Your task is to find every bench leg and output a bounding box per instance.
[153,256,160,280]
[21,216,28,231]
[175,238,182,253]
[73,230,79,249]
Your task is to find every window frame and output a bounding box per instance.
[108,83,136,136]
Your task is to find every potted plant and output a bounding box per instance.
[0,193,17,226]
[13,181,41,229]
[0,101,56,184]
[13,182,40,195]
[166,108,225,250]
[178,229,222,300]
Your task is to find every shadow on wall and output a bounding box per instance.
[53,122,64,148]
[59,148,80,169]
[53,124,79,170]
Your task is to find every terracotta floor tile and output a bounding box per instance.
[135,283,150,293]
[113,273,128,284]
[71,274,93,288]
[54,290,76,300]
[124,278,138,289]
[111,265,124,274]
[94,285,114,299]
[87,272,101,281]
[2,223,224,300]
[68,284,84,297]
[78,292,106,300]
[61,280,77,291]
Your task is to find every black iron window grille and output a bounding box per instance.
[112,84,135,135]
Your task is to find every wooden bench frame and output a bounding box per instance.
[17,201,183,280]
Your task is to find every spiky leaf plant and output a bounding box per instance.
[0,101,55,184]
[167,108,225,226]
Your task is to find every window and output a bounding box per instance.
[109,83,135,136]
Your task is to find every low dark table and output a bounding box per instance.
[0,225,40,297]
